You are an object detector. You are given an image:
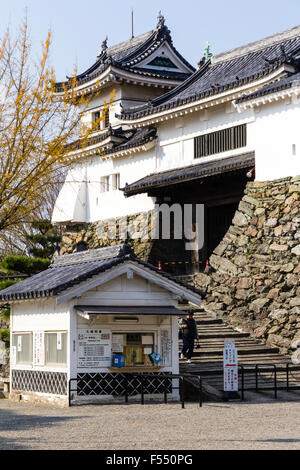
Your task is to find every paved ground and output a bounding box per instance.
[0,393,300,450]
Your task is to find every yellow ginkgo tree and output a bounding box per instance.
[0,19,110,241]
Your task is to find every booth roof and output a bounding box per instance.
[75,305,184,316]
[0,244,204,302]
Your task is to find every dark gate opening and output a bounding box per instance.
[147,169,249,275]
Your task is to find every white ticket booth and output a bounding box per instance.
[0,245,202,406]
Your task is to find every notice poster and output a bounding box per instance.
[142,335,153,345]
[77,328,111,368]
[11,346,16,366]
[160,329,172,366]
[0,340,6,365]
[33,331,45,366]
[112,335,124,353]
[223,340,238,392]
[57,332,62,350]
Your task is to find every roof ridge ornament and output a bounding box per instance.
[97,36,108,57]
[198,41,213,68]
[157,11,165,29]
[155,11,172,44]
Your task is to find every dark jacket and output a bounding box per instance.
[181,317,198,339]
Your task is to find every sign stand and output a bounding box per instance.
[223,340,240,401]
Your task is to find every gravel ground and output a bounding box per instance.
[0,393,300,450]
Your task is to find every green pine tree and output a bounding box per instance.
[0,219,61,345]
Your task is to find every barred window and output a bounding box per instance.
[194,124,247,158]
[92,108,109,129]
[104,108,110,128]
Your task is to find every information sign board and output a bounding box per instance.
[77,328,111,368]
[223,340,238,392]
[33,331,45,366]
[0,340,6,365]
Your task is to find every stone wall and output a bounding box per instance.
[0,315,9,378]
[58,175,299,354]
[193,175,300,355]
[59,211,190,275]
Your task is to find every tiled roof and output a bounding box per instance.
[67,126,157,158]
[236,71,300,103]
[0,244,204,302]
[123,152,255,196]
[119,27,300,120]
[55,17,195,92]
[105,127,157,154]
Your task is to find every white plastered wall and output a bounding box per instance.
[72,272,179,401]
[52,91,300,225]
[248,97,300,180]
[9,270,183,402]
[51,165,87,224]
[10,299,71,372]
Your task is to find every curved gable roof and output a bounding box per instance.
[0,244,204,302]
[118,25,300,120]
[55,16,195,92]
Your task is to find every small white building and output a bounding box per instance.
[0,244,202,406]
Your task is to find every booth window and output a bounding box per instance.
[112,333,155,366]
[45,332,67,366]
[12,332,32,365]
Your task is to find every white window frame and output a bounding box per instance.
[100,173,120,193]
[12,332,33,365]
[92,108,109,130]
[45,331,68,367]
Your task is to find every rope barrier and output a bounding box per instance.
[157,259,210,266]
[160,260,204,265]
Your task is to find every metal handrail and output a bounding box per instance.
[239,362,300,400]
[69,372,202,408]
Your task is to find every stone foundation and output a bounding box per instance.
[193,175,300,355]
[9,391,68,407]
[0,316,9,378]
[59,211,191,275]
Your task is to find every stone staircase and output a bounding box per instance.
[178,308,300,400]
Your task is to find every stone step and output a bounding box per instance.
[183,352,291,363]
[192,346,280,356]
[180,361,300,376]
[180,339,278,349]
[195,326,246,332]
[196,332,251,339]
[178,306,294,400]
[195,319,224,325]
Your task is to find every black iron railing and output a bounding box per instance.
[239,363,300,400]
[69,373,202,408]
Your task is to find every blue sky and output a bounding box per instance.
[1,0,300,81]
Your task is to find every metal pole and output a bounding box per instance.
[141,376,144,405]
[68,380,71,407]
[274,365,277,399]
[181,377,185,409]
[131,9,134,38]
[164,377,168,404]
[255,364,258,393]
[199,376,202,407]
[286,363,289,392]
[241,366,244,401]
[124,374,128,403]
